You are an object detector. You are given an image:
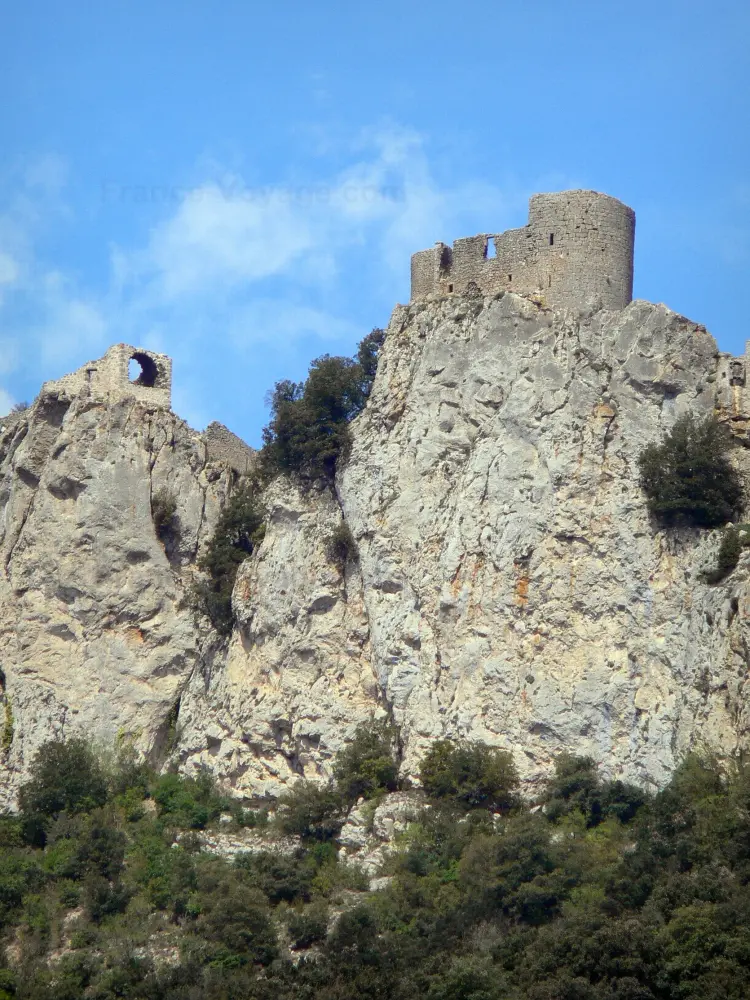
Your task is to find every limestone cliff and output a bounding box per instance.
[0,392,232,807]
[2,291,750,806]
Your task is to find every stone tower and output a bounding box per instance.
[410,189,635,312]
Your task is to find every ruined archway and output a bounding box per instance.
[128,352,159,388]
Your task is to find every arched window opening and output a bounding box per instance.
[129,352,159,388]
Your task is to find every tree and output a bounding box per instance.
[18,737,108,828]
[275,782,345,841]
[543,754,647,827]
[419,739,519,812]
[260,329,385,481]
[332,719,399,803]
[638,414,743,527]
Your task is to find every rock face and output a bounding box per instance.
[2,290,750,806]
[337,294,750,789]
[0,392,231,807]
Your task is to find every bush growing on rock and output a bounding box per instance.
[150,486,178,543]
[193,480,265,635]
[287,901,329,948]
[19,738,109,842]
[275,782,346,841]
[543,753,647,827]
[701,523,750,584]
[419,738,519,812]
[151,770,230,830]
[325,521,358,569]
[638,414,743,527]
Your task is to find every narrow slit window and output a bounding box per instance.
[485,237,496,259]
[508,274,512,281]
[549,233,554,245]
[448,284,454,293]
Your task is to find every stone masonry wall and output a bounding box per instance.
[41,344,172,409]
[410,189,635,312]
[202,422,256,475]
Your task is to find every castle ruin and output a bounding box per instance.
[411,190,635,312]
[42,343,173,409]
[41,344,256,473]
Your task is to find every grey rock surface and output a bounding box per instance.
[2,290,750,807]
[0,392,230,807]
[338,792,425,874]
[338,293,750,790]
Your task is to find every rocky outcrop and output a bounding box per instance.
[0,392,231,807]
[174,478,383,796]
[181,292,750,794]
[337,293,750,790]
[338,791,425,875]
[2,290,750,807]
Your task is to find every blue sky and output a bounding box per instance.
[1,0,748,444]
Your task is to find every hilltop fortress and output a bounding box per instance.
[40,343,255,475]
[411,189,635,312]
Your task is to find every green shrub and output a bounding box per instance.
[332,719,399,804]
[399,803,481,878]
[151,770,229,829]
[542,754,647,827]
[0,853,46,927]
[638,414,743,527]
[260,329,385,482]
[325,521,358,569]
[44,810,126,881]
[2,699,13,755]
[702,523,750,584]
[275,782,345,841]
[235,850,313,904]
[193,481,265,635]
[150,487,178,543]
[419,739,519,812]
[288,902,329,948]
[18,738,108,838]
[80,873,130,923]
[195,880,278,966]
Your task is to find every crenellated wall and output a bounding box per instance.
[410,189,635,312]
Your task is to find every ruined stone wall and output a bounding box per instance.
[410,189,635,312]
[203,422,256,475]
[41,344,172,409]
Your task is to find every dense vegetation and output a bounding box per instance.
[260,328,384,481]
[1,730,749,999]
[638,414,743,528]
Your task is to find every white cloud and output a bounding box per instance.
[118,124,521,310]
[0,252,19,287]
[227,300,361,354]
[0,128,544,415]
[0,387,14,414]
